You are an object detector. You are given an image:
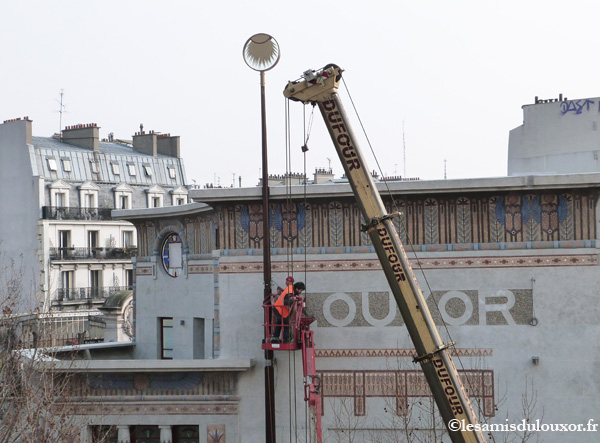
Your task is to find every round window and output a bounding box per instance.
[161,233,182,277]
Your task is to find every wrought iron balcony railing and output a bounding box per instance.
[42,206,113,221]
[49,247,137,260]
[54,285,133,302]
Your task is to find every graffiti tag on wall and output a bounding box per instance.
[561,99,597,115]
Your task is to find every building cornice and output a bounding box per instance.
[188,173,600,203]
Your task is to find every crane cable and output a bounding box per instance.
[284,95,306,443]
[302,103,313,443]
[340,77,493,435]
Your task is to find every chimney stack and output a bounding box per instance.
[62,123,100,151]
[132,130,157,156]
[2,117,33,145]
[157,133,180,158]
[313,167,334,184]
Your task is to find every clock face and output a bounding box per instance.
[161,232,182,277]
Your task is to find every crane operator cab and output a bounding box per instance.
[262,279,313,351]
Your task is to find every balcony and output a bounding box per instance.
[13,312,106,347]
[49,247,138,261]
[42,206,113,221]
[54,285,133,303]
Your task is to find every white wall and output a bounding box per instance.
[0,120,42,310]
[509,97,600,175]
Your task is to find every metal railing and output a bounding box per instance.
[14,312,107,348]
[54,285,133,302]
[49,247,137,260]
[42,206,113,221]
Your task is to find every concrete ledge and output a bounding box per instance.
[51,358,255,373]
[188,172,600,202]
[112,201,212,220]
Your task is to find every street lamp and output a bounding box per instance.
[243,33,279,443]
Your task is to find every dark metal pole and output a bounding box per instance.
[261,70,276,443]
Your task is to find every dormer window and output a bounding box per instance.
[167,167,176,179]
[47,158,57,171]
[113,183,134,210]
[127,164,136,176]
[143,165,153,177]
[146,185,165,208]
[111,163,120,175]
[78,181,100,209]
[170,186,188,206]
[49,180,71,208]
[61,158,72,172]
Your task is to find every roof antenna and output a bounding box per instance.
[54,89,67,140]
[402,121,407,177]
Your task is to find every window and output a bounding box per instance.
[146,185,165,208]
[161,233,182,278]
[50,180,71,209]
[60,270,73,300]
[119,195,129,209]
[47,158,57,171]
[55,192,66,207]
[58,230,71,259]
[160,318,173,359]
[88,230,99,249]
[61,158,72,172]
[127,164,136,176]
[84,193,96,208]
[123,231,134,247]
[114,184,133,210]
[174,425,200,442]
[167,167,176,179]
[90,161,99,174]
[111,163,120,175]
[125,269,134,287]
[143,165,153,177]
[90,270,101,298]
[170,187,188,206]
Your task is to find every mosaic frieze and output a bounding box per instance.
[319,369,494,417]
[210,191,597,251]
[129,190,597,256]
[73,372,238,397]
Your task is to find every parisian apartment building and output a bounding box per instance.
[0,118,188,324]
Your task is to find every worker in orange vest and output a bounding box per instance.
[271,280,305,343]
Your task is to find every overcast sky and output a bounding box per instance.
[2,1,598,187]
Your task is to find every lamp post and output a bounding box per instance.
[243,33,280,443]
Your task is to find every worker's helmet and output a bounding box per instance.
[286,276,294,284]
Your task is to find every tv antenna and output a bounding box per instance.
[402,121,406,177]
[54,89,67,139]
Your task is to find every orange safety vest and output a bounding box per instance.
[274,285,293,318]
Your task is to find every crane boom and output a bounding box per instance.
[283,64,486,443]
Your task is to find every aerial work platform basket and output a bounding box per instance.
[262,291,312,351]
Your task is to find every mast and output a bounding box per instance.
[260,69,276,443]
